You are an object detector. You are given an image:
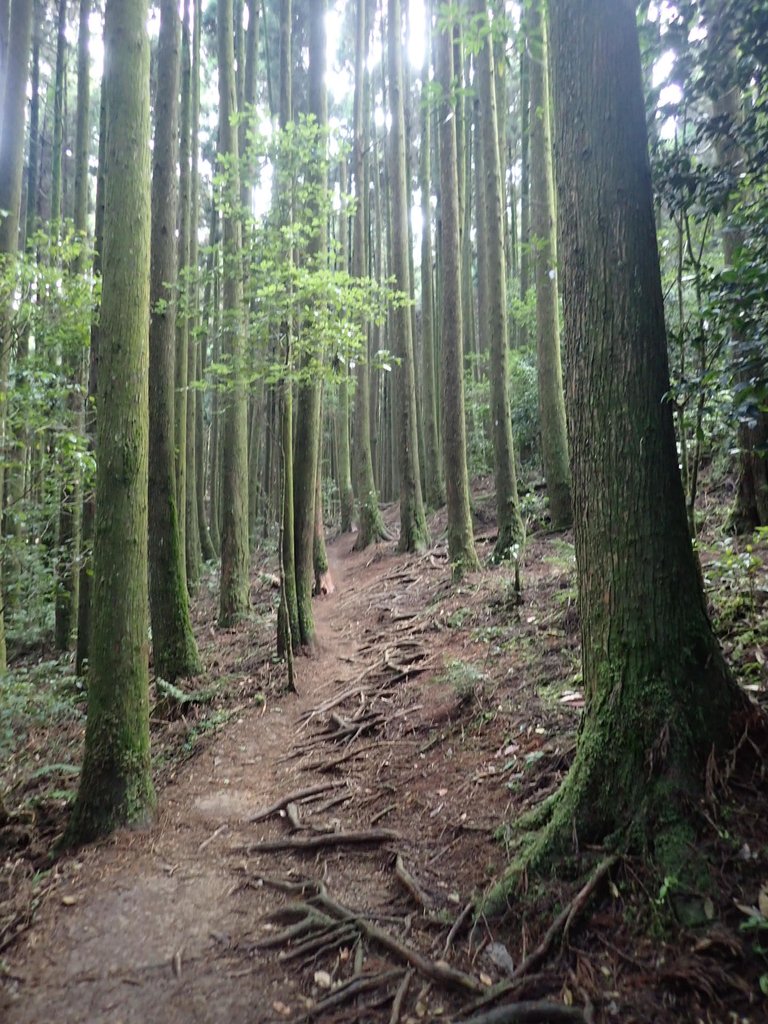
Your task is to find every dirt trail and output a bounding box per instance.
[3,532,512,1023]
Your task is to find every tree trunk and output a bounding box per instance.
[436,13,478,578]
[336,157,354,535]
[528,0,571,529]
[490,0,751,887]
[49,0,66,232]
[75,87,106,677]
[54,0,91,651]
[0,0,34,671]
[217,0,251,626]
[518,32,531,348]
[292,0,326,646]
[352,0,388,550]
[67,0,156,843]
[388,0,428,552]
[419,9,444,511]
[472,0,525,565]
[147,0,201,682]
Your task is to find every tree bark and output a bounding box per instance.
[67,0,156,842]
[352,0,388,550]
[388,0,428,552]
[489,0,751,884]
[0,0,34,671]
[217,0,251,625]
[528,0,571,529]
[292,0,327,646]
[436,12,478,578]
[419,9,444,511]
[147,0,201,682]
[472,0,525,564]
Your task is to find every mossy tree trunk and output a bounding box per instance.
[471,0,525,565]
[498,0,751,883]
[436,13,479,578]
[147,0,201,683]
[388,0,428,553]
[67,0,156,843]
[528,0,571,529]
[352,0,388,551]
[217,0,250,626]
[0,0,34,672]
[419,12,444,512]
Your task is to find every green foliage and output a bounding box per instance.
[198,115,402,396]
[0,226,97,653]
[0,659,84,765]
[463,347,540,479]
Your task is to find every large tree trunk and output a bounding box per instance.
[0,0,34,671]
[528,0,571,529]
[471,0,525,565]
[491,0,751,886]
[217,0,250,626]
[388,0,428,553]
[436,13,478,578]
[67,0,156,843]
[147,0,201,683]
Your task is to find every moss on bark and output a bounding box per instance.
[67,0,156,843]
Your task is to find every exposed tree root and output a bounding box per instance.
[247,782,346,823]
[241,828,399,853]
[250,876,484,994]
[455,1000,586,1024]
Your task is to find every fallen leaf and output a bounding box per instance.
[61,896,77,907]
[479,972,493,987]
[313,970,332,990]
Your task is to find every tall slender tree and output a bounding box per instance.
[352,0,388,551]
[217,0,251,625]
[148,0,201,682]
[528,0,571,529]
[388,0,428,552]
[419,8,444,511]
[292,0,326,646]
[67,0,156,841]
[53,0,91,651]
[471,0,525,565]
[175,0,192,589]
[436,11,478,577]
[487,0,751,886]
[0,0,34,672]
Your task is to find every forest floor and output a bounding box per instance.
[1,481,767,1024]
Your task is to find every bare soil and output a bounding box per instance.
[1,490,767,1023]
